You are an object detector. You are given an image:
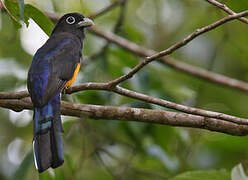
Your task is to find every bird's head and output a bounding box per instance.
[51,13,94,38]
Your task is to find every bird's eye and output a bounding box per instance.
[66,16,76,24]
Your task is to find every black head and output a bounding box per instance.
[51,13,94,39]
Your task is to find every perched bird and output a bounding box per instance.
[27,13,94,173]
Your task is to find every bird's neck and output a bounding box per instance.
[75,32,85,48]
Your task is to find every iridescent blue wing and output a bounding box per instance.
[27,33,82,107]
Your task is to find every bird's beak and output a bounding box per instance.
[77,18,94,28]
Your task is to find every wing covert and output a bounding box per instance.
[28,33,82,107]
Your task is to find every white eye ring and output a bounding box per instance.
[66,16,76,24]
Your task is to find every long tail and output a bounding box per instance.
[33,94,64,173]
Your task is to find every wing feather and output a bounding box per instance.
[28,33,82,107]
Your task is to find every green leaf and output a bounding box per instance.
[4,0,22,28]
[169,170,231,180]
[4,1,54,35]
[24,4,54,36]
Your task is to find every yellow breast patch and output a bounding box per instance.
[65,63,81,87]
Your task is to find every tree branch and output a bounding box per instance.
[93,10,248,90]
[66,83,248,125]
[205,0,248,24]
[0,91,29,99]
[106,10,248,88]
[1,82,248,126]
[89,25,248,93]
[1,97,248,136]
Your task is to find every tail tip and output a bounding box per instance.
[33,136,64,173]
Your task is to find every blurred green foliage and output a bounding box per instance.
[1,0,248,179]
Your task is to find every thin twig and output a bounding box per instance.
[205,0,248,24]
[106,10,248,87]
[148,11,248,60]
[112,0,127,33]
[0,0,19,22]
[195,31,228,107]
[89,27,248,93]
[88,0,125,19]
[42,0,124,21]
[88,0,127,61]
